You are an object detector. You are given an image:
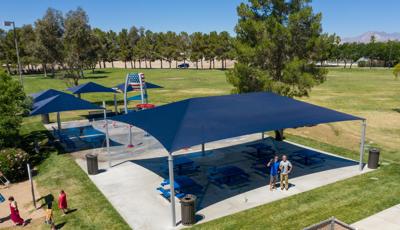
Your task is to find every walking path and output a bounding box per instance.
[352,204,400,230]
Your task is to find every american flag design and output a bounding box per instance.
[128,73,145,90]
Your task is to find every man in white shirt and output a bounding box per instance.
[279,155,293,190]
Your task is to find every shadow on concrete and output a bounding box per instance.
[53,125,124,153]
[129,137,357,210]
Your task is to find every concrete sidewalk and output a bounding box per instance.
[352,204,400,230]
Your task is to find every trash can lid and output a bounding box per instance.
[181,194,196,203]
[86,153,97,158]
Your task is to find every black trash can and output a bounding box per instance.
[181,194,196,226]
[41,114,50,124]
[86,154,98,175]
[368,148,380,169]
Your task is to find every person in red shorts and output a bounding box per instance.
[58,190,68,215]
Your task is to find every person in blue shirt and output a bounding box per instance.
[267,155,280,191]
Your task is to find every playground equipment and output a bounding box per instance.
[123,73,155,146]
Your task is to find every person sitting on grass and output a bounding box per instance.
[8,196,25,226]
[58,190,68,215]
[279,155,293,190]
[267,155,280,191]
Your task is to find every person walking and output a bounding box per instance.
[279,155,293,190]
[8,196,25,226]
[267,155,280,191]
[58,190,68,215]
[45,202,54,225]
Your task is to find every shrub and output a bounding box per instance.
[0,148,29,182]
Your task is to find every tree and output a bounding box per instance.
[177,32,190,64]
[227,0,327,97]
[190,32,205,69]
[118,29,132,69]
[105,30,119,68]
[63,7,95,85]
[93,28,108,68]
[128,26,141,68]
[19,25,37,71]
[34,8,64,77]
[0,69,28,148]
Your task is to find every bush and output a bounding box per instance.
[0,148,29,182]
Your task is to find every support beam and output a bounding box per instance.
[359,120,367,171]
[168,154,176,227]
[103,101,111,168]
[113,93,118,115]
[261,132,265,140]
[202,143,205,156]
[56,112,61,132]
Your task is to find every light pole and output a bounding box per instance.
[4,21,23,88]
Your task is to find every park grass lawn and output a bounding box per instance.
[16,122,130,230]
[18,67,400,229]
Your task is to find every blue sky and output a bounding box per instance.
[0,0,399,38]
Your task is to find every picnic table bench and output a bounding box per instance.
[208,165,250,186]
[171,156,199,175]
[157,176,202,200]
[292,149,325,166]
[245,143,276,158]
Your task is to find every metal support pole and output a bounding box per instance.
[359,120,367,171]
[168,154,176,227]
[103,101,111,168]
[202,143,205,156]
[27,164,36,208]
[124,74,129,114]
[139,73,145,104]
[56,112,61,132]
[261,132,265,140]
[114,93,118,115]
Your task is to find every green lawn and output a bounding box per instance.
[16,122,130,230]
[18,67,400,229]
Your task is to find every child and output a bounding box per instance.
[58,190,68,215]
[45,202,54,225]
[8,196,25,226]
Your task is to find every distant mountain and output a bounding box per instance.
[342,31,400,43]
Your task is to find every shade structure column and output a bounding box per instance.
[56,112,61,131]
[168,153,176,227]
[114,93,118,115]
[103,101,111,168]
[202,143,205,156]
[359,119,367,171]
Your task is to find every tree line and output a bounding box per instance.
[316,35,400,68]
[0,7,235,85]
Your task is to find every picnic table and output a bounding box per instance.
[293,149,324,166]
[162,176,197,191]
[173,156,195,174]
[209,165,249,185]
[246,143,275,158]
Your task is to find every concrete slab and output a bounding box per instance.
[50,120,371,230]
[352,204,400,230]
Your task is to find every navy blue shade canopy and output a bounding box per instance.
[115,82,162,92]
[30,89,70,103]
[111,92,363,153]
[30,93,104,116]
[67,82,117,94]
